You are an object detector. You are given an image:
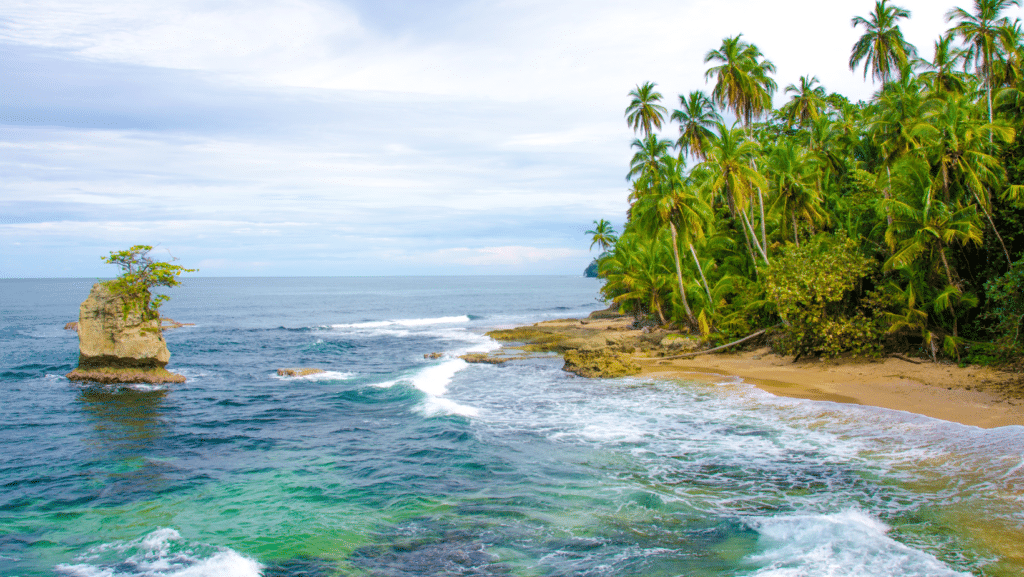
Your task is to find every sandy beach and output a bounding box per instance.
[492,316,1024,429]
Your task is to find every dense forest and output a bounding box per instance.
[588,0,1024,364]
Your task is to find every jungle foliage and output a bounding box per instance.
[589,0,1024,362]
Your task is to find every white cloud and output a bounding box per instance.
[428,246,585,267]
[3,0,1019,276]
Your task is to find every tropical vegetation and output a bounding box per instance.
[590,0,1024,364]
[102,245,196,319]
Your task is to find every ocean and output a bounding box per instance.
[1,276,1022,577]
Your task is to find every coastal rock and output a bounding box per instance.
[562,349,641,379]
[64,321,78,330]
[66,368,186,384]
[277,368,326,377]
[460,353,509,365]
[424,352,445,359]
[67,283,184,384]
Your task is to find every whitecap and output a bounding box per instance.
[54,528,262,577]
[273,370,356,381]
[331,315,470,329]
[420,396,481,418]
[744,509,971,577]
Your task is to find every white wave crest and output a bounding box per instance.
[273,370,355,381]
[55,528,262,577]
[369,359,481,417]
[745,509,971,577]
[409,359,466,396]
[331,315,470,329]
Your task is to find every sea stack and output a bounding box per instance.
[66,283,185,384]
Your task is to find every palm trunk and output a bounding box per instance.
[757,184,768,253]
[884,165,894,228]
[792,213,800,247]
[969,188,1013,268]
[939,243,956,289]
[669,222,697,329]
[741,210,769,264]
[689,243,714,310]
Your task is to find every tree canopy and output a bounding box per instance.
[590,1,1024,364]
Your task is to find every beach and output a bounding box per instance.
[499,316,1024,429]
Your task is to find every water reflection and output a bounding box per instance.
[76,386,175,503]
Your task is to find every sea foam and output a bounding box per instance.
[55,528,262,577]
[331,315,470,329]
[745,509,970,577]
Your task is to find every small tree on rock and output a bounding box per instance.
[102,245,196,320]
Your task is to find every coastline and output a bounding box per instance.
[490,315,1024,429]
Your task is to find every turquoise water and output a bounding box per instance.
[1,277,1022,576]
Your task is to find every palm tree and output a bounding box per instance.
[704,35,777,128]
[882,158,984,290]
[699,123,770,264]
[671,91,722,161]
[599,231,674,324]
[625,82,668,137]
[626,134,674,199]
[586,219,618,252]
[945,0,1022,124]
[764,140,828,245]
[915,94,1016,265]
[850,0,918,84]
[633,156,714,329]
[917,35,972,96]
[782,75,828,128]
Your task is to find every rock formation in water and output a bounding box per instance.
[66,283,186,384]
[277,368,325,377]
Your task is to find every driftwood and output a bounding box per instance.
[649,329,768,360]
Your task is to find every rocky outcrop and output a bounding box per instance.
[277,368,325,377]
[562,349,641,378]
[66,283,184,384]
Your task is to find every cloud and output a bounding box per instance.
[428,246,585,267]
[1,0,1017,277]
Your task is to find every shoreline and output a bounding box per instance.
[490,315,1024,429]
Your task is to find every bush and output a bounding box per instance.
[765,234,884,358]
[980,258,1024,360]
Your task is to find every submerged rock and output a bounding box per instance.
[66,282,184,384]
[277,368,325,377]
[561,349,641,379]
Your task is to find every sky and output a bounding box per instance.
[1,0,1016,277]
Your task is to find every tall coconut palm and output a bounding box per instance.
[627,134,674,198]
[917,35,972,96]
[946,0,1022,124]
[625,82,668,137]
[586,219,618,253]
[915,94,1016,265]
[850,0,918,84]
[699,123,770,264]
[782,75,828,128]
[671,91,722,161]
[704,35,777,128]
[633,156,714,329]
